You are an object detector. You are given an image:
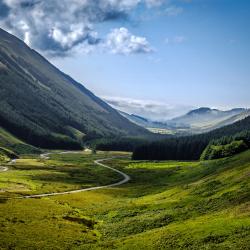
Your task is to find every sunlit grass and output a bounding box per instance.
[0,150,249,249]
[0,152,123,198]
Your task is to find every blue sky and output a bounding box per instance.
[1,0,250,119]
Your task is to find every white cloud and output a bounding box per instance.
[164,38,170,44]
[103,96,194,120]
[165,36,186,44]
[145,0,164,7]
[173,36,186,43]
[164,6,183,16]
[105,27,153,54]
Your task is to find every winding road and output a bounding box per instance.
[0,166,8,172]
[0,159,16,172]
[1,152,131,199]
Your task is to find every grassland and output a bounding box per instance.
[0,151,124,199]
[0,150,249,249]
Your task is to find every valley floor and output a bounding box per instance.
[0,150,249,249]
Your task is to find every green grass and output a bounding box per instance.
[0,150,249,249]
[0,152,9,163]
[0,151,124,198]
[0,127,40,155]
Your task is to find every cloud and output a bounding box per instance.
[145,0,164,7]
[164,6,183,16]
[103,96,194,120]
[0,0,10,19]
[0,0,164,56]
[165,36,186,45]
[173,36,186,43]
[105,27,153,54]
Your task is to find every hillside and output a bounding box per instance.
[0,28,148,149]
[119,111,150,127]
[213,109,250,130]
[0,127,40,154]
[133,115,250,160]
[120,111,168,128]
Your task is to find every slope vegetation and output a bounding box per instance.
[0,28,147,149]
[0,126,39,154]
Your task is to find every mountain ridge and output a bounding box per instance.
[169,107,248,132]
[118,107,249,135]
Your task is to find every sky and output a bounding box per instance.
[0,0,250,120]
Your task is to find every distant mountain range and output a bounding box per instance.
[0,28,148,149]
[120,107,250,135]
[171,107,249,133]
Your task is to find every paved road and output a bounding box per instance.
[18,152,130,199]
[0,159,16,172]
[0,166,8,172]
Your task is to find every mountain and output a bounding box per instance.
[170,107,248,133]
[120,111,167,129]
[119,107,248,135]
[119,110,190,134]
[213,109,250,129]
[119,111,150,127]
[0,28,148,149]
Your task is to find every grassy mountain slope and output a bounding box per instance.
[107,151,250,249]
[0,127,40,154]
[119,111,150,127]
[0,28,148,149]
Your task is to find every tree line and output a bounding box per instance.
[132,116,250,161]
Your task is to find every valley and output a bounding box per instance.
[0,21,249,250]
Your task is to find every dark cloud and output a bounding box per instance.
[0,1,10,19]
[20,0,40,9]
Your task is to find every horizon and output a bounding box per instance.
[0,0,250,119]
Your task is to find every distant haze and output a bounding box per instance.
[104,96,194,121]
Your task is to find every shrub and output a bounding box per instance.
[200,140,248,160]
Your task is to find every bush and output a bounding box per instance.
[200,140,248,160]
